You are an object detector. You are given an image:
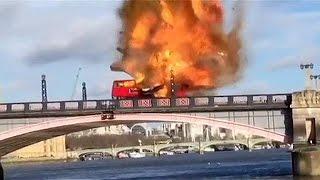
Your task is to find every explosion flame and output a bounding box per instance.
[111,0,245,97]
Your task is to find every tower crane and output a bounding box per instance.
[71,67,82,100]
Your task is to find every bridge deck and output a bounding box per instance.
[0,94,292,119]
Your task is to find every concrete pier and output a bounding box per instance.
[292,146,320,176]
[291,90,320,177]
[0,160,3,180]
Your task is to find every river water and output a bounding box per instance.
[4,149,293,180]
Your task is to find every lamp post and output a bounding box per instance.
[41,74,48,102]
[310,75,320,89]
[170,69,175,97]
[82,82,87,101]
[300,63,314,90]
[138,139,142,153]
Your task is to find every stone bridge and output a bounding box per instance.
[0,113,286,156]
[68,138,282,158]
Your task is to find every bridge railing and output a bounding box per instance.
[0,100,115,114]
[117,94,291,109]
[0,94,291,114]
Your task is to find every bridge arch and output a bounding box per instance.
[157,143,197,153]
[250,139,285,148]
[201,139,249,149]
[0,113,285,156]
[199,139,287,150]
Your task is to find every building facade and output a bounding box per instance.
[5,135,66,159]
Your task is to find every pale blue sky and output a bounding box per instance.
[0,1,320,103]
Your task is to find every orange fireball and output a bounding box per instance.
[111,0,245,97]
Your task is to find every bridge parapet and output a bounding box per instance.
[118,94,291,110]
[0,93,291,118]
[0,100,115,118]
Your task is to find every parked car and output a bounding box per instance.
[79,152,111,161]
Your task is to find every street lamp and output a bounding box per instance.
[138,139,142,153]
[310,75,320,89]
[300,63,314,90]
[170,69,175,97]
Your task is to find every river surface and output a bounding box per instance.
[4,149,293,180]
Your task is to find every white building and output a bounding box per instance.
[70,125,131,137]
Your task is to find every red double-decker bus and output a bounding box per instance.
[111,79,187,99]
[111,80,142,99]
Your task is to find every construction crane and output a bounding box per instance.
[71,67,82,100]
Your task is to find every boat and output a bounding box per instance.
[234,145,240,151]
[128,152,146,158]
[204,147,215,152]
[118,152,129,159]
[263,144,272,149]
[159,150,174,156]
[78,152,112,161]
[172,148,188,154]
